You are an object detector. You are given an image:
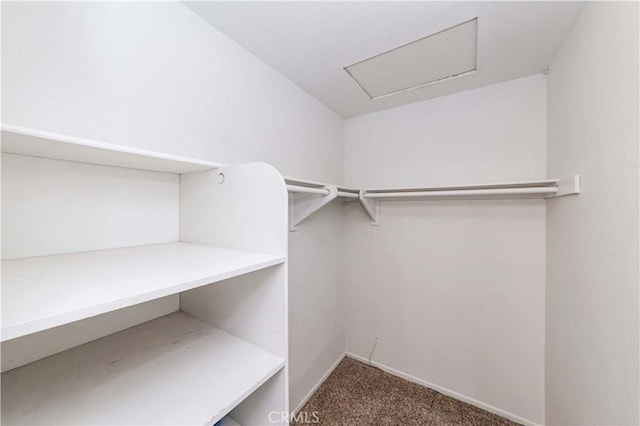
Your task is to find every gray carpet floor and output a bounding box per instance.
[293,357,522,426]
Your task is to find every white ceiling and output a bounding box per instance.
[184,1,585,118]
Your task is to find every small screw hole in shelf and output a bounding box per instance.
[217,173,225,184]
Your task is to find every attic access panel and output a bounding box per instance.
[345,18,478,99]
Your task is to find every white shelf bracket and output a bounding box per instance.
[547,175,581,198]
[359,191,379,226]
[289,185,338,231]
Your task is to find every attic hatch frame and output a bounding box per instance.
[344,17,479,100]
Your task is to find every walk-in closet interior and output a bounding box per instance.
[1,1,638,426]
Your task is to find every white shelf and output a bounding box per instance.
[1,242,286,341]
[1,312,285,425]
[1,124,222,174]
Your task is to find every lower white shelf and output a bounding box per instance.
[1,312,285,425]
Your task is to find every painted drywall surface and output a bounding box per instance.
[545,2,640,425]
[1,1,343,182]
[345,76,547,188]
[1,154,179,259]
[288,202,346,412]
[1,1,345,412]
[344,75,546,424]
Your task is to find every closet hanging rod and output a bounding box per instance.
[284,176,357,191]
[364,186,558,199]
[337,191,359,199]
[286,185,330,195]
[286,175,578,228]
[286,184,358,199]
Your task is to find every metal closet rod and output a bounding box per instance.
[337,191,359,199]
[286,185,559,199]
[364,186,558,199]
[286,185,328,195]
[284,176,579,201]
[286,184,359,199]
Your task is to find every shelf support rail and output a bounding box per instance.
[364,186,558,199]
[288,185,338,231]
[362,175,581,201]
[286,175,580,228]
[546,175,581,198]
[359,190,380,226]
[358,175,581,225]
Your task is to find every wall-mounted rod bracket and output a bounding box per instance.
[289,185,338,231]
[359,191,379,226]
[547,175,581,198]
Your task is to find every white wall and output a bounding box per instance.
[1,154,179,259]
[546,2,640,425]
[288,203,345,412]
[345,76,546,188]
[344,75,547,425]
[1,1,343,182]
[1,1,345,412]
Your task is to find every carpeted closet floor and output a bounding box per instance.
[293,357,522,426]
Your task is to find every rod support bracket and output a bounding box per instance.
[359,191,379,226]
[547,175,581,198]
[289,185,338,231]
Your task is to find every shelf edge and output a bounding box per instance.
[1,124,223,174]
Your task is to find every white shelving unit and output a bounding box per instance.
[1,125,290,425]
[2,243,285,341]
[2,312,284,425]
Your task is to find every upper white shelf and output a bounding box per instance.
[1,311,285,425]
[1,242,286,341]
[1,124,221,174]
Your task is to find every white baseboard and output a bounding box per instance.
[345,352,541,426]
[292,352,346,415]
